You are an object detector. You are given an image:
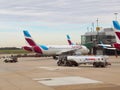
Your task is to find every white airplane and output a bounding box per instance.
[22,31,89,58]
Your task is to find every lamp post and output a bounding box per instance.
[96,18,100,43]
[93,18,100,55]
[92,22,94,32]
[114,13,118,20]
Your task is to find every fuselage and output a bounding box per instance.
[22,30,89,56]
[35,44,89,55]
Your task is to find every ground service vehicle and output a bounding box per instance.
[3,56,18,63]
[57,55,110,67]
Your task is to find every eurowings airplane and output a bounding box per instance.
[22,31,89,58]
[98,21,120,50]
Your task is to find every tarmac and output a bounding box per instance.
[0,55,120,90]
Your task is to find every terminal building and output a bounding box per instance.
[81,28,120,55]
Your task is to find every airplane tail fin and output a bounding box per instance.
[66,35,74,45]
[113,21,120,30]
[23,30,43,54]
[23,30,37,46]
[113,21,120,43]
[115,32,120,43]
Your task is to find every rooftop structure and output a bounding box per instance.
[81,28,115,45]
[81,28,119,55]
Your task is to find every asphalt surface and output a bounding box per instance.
[0,55,120,90]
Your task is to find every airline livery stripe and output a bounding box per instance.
[40,45,49,50]
[115,32,120,40]
[67,35,70,39]
[33,46,43,54]
[113,21,120,30]
[23,31,31,37]
[68,40,72,45]
[25,38,36,46]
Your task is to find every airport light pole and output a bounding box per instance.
[92,22,94,32]
[93,18,100,55]
[96,18,100,43]
[96,18,98,27]
[114,13,118,20]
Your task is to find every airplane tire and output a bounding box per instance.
[53,56,58,60]
[57,60,63,66]
[73,62,78,66]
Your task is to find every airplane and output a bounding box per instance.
[98,21,120,50]
[22,30,89,59]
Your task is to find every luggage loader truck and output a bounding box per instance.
[57,55,111,67]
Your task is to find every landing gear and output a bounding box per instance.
[53,56,58,60]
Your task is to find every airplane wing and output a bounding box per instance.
[98,44,111,47]
[56,48,78,55]
[98,41,116,50]
[98,41,112,47]
[98,44,116,50]
[105,48,116,50]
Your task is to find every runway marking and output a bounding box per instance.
[33,76,102,86]
[37,66,79,71]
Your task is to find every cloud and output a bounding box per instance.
[0,0,120,47]
[0,0,119,24]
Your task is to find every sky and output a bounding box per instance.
[0,0,120,47]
